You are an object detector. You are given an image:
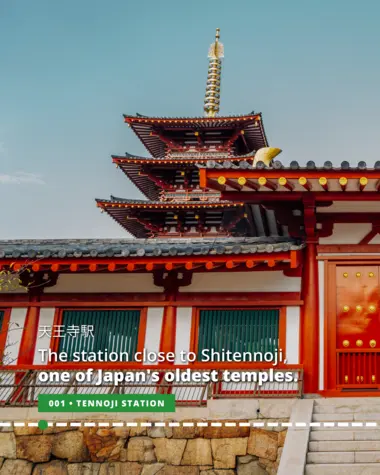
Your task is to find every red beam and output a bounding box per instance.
[0,252,299,267]
[0,291,303,307]
[222,192,380,202]
[205,169,380,179]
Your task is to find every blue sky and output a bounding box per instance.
[1,0,380,238]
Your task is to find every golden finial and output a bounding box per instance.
[204,28,224,118]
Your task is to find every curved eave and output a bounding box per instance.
[123,113,267,159]
[112,152,256,165]
[95,198,244,209]
[112,157,159,201]
[123,113,262,124]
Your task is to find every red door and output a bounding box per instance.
[336,266,380,387]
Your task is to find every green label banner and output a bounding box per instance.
[38,394,176,412]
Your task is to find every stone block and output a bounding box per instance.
[147,426,173,439]
[32,460,68,474]
[211,438,247,469]
[0,459,33,475]
[171,421,204,439]
[16,435,53,463]
[153,438,186,466]
[82,428,127,462]
[237,460,267,475]
[0,433,16,459]
[247,429,278,461]
[203,422,249,439]
[278,430,287,447]
[52,431,90,462]
[181,439,212,466]
[98,462,142,475]
[141,464,165,475]
[200,471,235,475]
[67,463,101,475]
[160,467,199,475]
[127,437,156,463]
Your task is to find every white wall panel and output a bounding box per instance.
[285,307,300,365]
[143,307,164,365]
[319,223,372,245]
[45,274,157,293]
[4,308,27,365]
[175,307,192,364]
[187,271,301,293]
[33,308,56,365]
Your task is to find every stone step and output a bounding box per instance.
[310,430,380,441]
[314,404,380,414]
[307,451,354,464]
[314,398,380,406]
[312,413,354,422]
[307,451,380,464]
[356,452,380,463]
[312,413,380,422]
[309,440,380,452]
[311,425,378,431]
[305,464,380,475]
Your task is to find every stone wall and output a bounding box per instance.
[0,420,287,474]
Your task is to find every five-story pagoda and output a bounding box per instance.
[96,29,282,239]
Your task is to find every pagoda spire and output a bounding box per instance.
[204,28,224,118]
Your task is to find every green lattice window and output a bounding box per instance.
[197,309,279,361]
[0,311,4,332]
[58,309,141,362]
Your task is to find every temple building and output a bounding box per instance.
[0,28,379,402]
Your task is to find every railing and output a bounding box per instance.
[337,349,380,387]
[0,366,303,407]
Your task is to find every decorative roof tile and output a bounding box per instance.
[0,237,304,259]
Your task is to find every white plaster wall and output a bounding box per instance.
[318,261,325,391]
[285,307,300,364]
[4,308,27,365]
[143,307,164,365]
[319,223,372,245]
[44,274,157,293]
[33,308,56,365]
[175,307,192,364]
[187,271,301,293]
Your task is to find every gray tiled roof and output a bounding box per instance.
[0,237,304,259]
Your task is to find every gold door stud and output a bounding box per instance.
[356,272,361,277]
[356,340,364,347]
[343,340,350,347]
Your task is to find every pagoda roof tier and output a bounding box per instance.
[199,160,380,197]
[95,197,289,239]
[123,113,268,158]
[112,152,255,200]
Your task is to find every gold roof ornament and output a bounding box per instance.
[253,147,282,168]
[204,28,224,118]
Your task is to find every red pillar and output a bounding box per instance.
[18,294,41,365]
[301,241,319,394]
[159,304,177,359]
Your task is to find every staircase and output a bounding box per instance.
[305,398,380,474]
